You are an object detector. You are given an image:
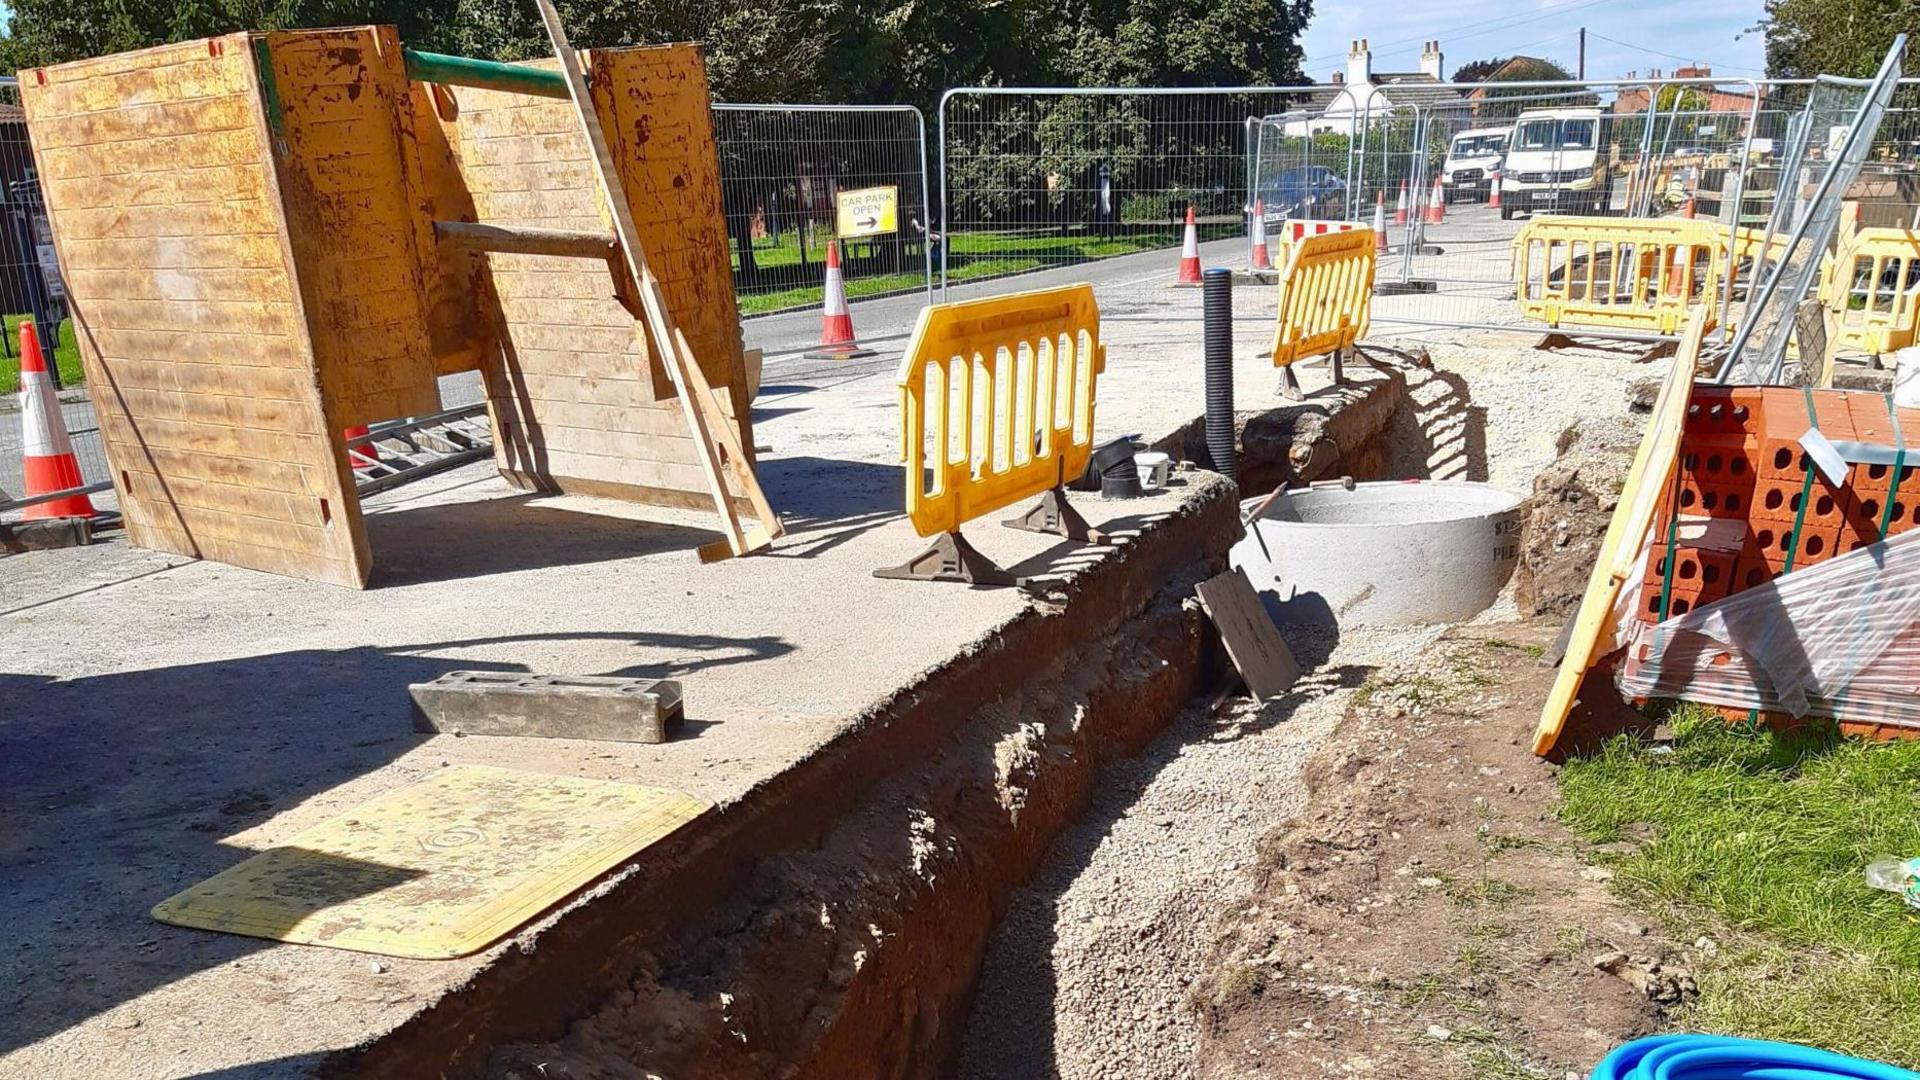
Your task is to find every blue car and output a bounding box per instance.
[1260,166,1347,222]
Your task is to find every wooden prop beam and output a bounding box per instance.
[434,220,617,260]
[529,0,782,558]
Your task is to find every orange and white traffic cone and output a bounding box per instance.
[1487,168,1502,210]
[1175,205,1202,286]
[1664,243,1690,297]
[16,319,94,520]
[1249,201,1272,271]
[1394,180,1410,225]
[806,240,876,359]
[343,424,379,472]
[1681,193,1697,219]
[1425,176,1446,224]
[1373,191,1388,254]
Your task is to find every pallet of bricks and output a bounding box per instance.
[1618,384,1920,739]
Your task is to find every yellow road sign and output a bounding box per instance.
[836,185,899,238]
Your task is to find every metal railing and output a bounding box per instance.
[0,74,118,515]
[713,103,932,318]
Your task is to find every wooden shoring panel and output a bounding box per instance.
[425,44,755,511]
[21,34,370,588]
[263,26,442,431]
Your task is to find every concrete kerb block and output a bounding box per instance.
[0,515,93,555]
[410,672,685,744]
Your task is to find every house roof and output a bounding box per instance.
[0,104,24,124]
[1299,74,1464,112]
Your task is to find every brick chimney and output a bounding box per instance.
[1347,39,1372,89]
[1420,40,1444,80]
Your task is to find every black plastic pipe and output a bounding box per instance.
[1202,268,1235,482]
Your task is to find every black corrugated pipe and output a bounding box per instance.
[1202,268,1235,482]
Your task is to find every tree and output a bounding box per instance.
[1486,56,1577,83]
[1471,56,1592,121]
[0,0,1314,110]
[1754,0,1914,78]
[1452,57,1509,84]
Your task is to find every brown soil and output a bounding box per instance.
[1189,618,1695,1078]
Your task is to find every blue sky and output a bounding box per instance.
[1299,0,1768,83]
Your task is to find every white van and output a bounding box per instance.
[1499,107,1612,218]
[1441,128,1507,203]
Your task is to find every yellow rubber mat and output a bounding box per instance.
[152,765,710,959]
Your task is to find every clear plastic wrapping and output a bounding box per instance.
[1615,528,1920,723]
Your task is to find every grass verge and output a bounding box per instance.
[733,224,1242,317]
[0,316,84,393]
[1559,702,1920,1064]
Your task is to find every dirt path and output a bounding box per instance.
[1188,621,1701,1077]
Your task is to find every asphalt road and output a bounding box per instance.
[7,213,1536,508]
[0,236,1252,507]
[742,234,1254,363]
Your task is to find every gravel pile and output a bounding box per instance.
[959,622,1442,1079]
[1380,332,1648,490]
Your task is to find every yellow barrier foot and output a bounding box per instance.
[873,530,1018,587]
[1003,485,1105,543]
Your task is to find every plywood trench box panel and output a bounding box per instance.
[262,28,443,433]
[23,30,756,587]
[20,33,377,587]
[427,43,755,512]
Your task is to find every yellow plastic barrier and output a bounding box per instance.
[878,283,1106,586]
[1271,228,1375,371]
[1732,225,1793,268]
[1512,216,1724,334]
[1818,227,1920,358]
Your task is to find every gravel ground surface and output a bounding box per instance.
[1379,332,1653,491]
[959,327,1648,1078]
[960,621,1445,1080]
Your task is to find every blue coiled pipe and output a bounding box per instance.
[1593,1035,1920,1080]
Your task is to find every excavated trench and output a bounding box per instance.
[338,373,1410,1080]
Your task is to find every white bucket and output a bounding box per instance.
[1134,451,1172,490]
[1895,347,1920,410]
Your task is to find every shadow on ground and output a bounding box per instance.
[756,455,905,560]
[365,495,722,587]
[0,625,790,1057]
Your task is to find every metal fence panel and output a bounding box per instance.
[0,75,116,516]
[713,104,931,320]
[939,87,1324,293]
